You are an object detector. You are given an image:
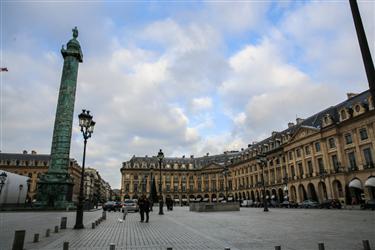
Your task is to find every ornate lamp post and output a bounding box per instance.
[222,165,229,200]
[157,149,164,215]
[256,154,269,212]
[0,172,7,195]
[74,109,96,229]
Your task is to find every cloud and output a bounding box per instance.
[191,97,213,112]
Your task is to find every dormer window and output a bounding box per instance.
[340,109,347,121]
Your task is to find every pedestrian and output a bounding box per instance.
[143,195,150,223]
[148,196,153,212]
[138,196,145,222]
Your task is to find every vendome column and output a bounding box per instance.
[37,27,83,208]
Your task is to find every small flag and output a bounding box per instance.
[0,68,8,72]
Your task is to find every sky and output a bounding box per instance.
[1,1,374,189]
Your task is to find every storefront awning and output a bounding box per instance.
[212,198,217,201]
[365,177,375,188]
[228,197,233,201]
[218,197,224,201]
[283,186,288,191]
[203,198,209,202]
[182,199,187,201]
[349,179,363,189]
[174,199,179,202]
[271,195,275,199]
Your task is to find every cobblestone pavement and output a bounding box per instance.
[0,209,103,250]
[1,207,374,250]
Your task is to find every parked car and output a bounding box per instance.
[361,199,375,210]
[241,200,253,207]
[281,201,291,208]
[122,199,139,212]
[299,200,319,208]
[103,201,118,212]
[319,199,342,209]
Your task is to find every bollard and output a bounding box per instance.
[92,222,96,229]
[167,248,173,250]
[318,243,325,250]
[224,248,230,250]
[12,230,26,250]
[63,242,69,250]
[33,233,39,243]
[102,210,107,220]
[275,247,281,250]
[95,220,99,226]
[363,240,371,250]
[60,217,67,229]
[109,243,115,250]
[46,229,50,237]
[54,225,59,233]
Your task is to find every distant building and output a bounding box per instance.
[84,167,111,206]
[121,90,375,206]
[0,150,82,203]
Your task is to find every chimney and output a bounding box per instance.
[272,131,277,137]
[347,93,358,99]
[296,118,304,125]
[190,155,194,158]
[31,150,37,155]
[241,148,244,151]
[23,150,28,154]
[206,152,209,156]
[288,122,294,128]
[248,144,251,148]
[182,155,185,158]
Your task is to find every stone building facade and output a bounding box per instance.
[84,168,112,206]
[0,150,82,203]
[121,91,375,206]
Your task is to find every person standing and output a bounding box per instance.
[143,196,150,223]
[138,196,145,222]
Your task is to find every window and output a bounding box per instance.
[363,148,373,166]
[289,151,294,160]
[296,149,301,158]
[348,152,357,170]
[305,146,311,155]
[317,158,325,174]
[341,109,347,120]
[345,133,353,144]
[298,163,304,177]
[331,155,339,171]
[359,128,368,140]
[307,161,313,175]
[290,165,295,177]
[328,138,336,149]
[315,142,321,152]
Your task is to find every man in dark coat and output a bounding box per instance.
[143,196,150,223]
[138,196,145,222]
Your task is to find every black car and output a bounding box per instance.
[319,199,342,209]
[361,199,375,210]
[103,201,119,212]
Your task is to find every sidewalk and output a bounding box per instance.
[27,210,231,250]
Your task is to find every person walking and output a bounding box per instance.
[138,196,145,222]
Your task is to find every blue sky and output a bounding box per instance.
[1,1,374,188]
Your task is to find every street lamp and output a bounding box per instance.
[222,165,229,200]
[0,172,7,195]
[157,149,164,215]
[74,109,96,229]
[256,154,269,212]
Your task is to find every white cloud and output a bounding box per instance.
[191,97,213,112]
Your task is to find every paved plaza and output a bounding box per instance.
[0,207,374,250]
